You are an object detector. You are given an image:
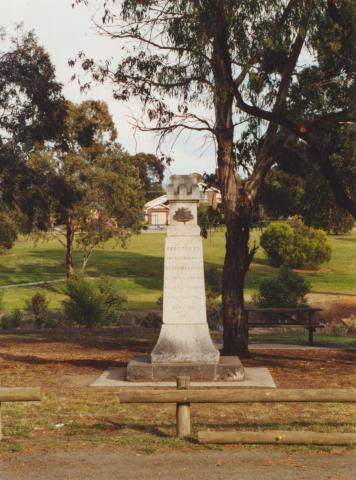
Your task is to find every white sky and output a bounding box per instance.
[0,0,217,177]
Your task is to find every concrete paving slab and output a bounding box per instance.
[90,367,275,388]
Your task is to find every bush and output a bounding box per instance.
[0,316,9,330]
[141,312,162,328]
[8,309,25,328]
[27,292,49,328]
[1,309,26,330]
[260,219,331,269]
[64,276,127,327]
[205,266,222,299]
[253,266,311,308]
[0,212,18,253]
[206,293,223,331]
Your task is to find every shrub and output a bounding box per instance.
[260,219,331,269]
[27,292,49,328]
[206,293,223,331]
[0,316,9,330]
[0,212,18,253]
[8,309,25,328]
[205,266,222,299]
[0,308,24,330]
[253,266,311,308]
[141,312,162,328]
[64,276,127,327]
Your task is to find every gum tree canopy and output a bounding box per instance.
[0,28,65,232]
[74,0,355,354]
[0,28,65,145]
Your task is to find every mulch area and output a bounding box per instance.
[0,330,355,390]
[0,330,355,457]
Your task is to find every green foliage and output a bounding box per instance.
[198,205,224,239]
[8,309,24,328]
[0,27,64,144]
[0,212,18,253]
[253,266,310,308]
[27,292,49,328]
[206,295,222,331]
[205,266,221,298]
[0,315,8,330]
[204,266,223,330]
[303,198,355,235]
[1,308,24,330]
[140,312,162,328]
[260,219,331,269]
[0,29,65,235]
[27,101,145,274]
[301,126,356,234]
[130,152,165,202]
[64,276,127,327]
[260,168,305,219]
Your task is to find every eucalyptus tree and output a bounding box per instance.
[0,27,64,146]
[30,100,144,278]
[0,28,65,234]
[74,0,355,353]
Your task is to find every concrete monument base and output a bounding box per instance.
[126,356,245,382]
[151,324,219,364]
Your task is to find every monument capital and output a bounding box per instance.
[167,174,201,202]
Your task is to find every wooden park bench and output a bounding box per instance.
[245,307,323,345]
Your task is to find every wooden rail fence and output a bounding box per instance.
[118,377,356,445]
[0,387,41,440]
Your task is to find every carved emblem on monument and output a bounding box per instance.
[173,207,193,224]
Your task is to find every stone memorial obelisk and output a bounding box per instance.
[151,174,219,364]
[126,174,244,381]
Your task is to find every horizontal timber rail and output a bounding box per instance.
[198,430,356,446]
[118,388,356,404]
[0,387,41,403]
[119,380,356,443]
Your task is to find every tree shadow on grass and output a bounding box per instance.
[0,352,129,370]
[105,420,171,439]
[245,350,356,368]
[24,248,164,290]
[0,329,158,352]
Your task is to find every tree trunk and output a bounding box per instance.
[222,201,252,355]
[211,19,256,355]
[65,211,75,279]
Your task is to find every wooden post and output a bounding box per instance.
[176,376,191,439]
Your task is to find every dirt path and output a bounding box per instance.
[1,447,355,480]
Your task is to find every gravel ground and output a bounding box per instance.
[1,447,355,480]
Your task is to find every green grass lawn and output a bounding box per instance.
[0,228,355,311]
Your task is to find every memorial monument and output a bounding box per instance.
[127,174,244,381]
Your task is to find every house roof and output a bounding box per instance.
[144,194,168,210]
